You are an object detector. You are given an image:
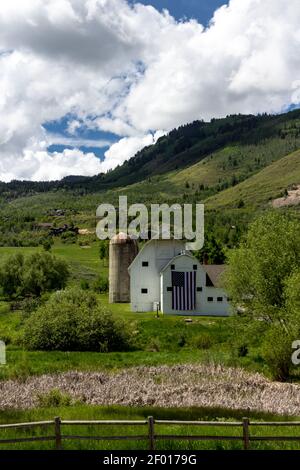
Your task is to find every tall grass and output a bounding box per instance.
[1,405,300,450]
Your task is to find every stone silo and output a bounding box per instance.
[109,232,139,303]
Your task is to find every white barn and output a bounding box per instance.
[128,239,230,316]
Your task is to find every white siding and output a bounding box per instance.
[200,287,230,316]
[160,254,230,317]
[129,239,185,312]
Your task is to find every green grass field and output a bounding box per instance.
[1,298,247,381]
[0,242,297,451]
[1,405,300,450]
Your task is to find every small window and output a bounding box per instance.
[141,288,148,294]
[217,297,223,302]
[142,261,149,267]
[193,265,198,270]
[197,287,202,292]
[207,297,214,302]
[171,264,175,270]
[167,287,172,292]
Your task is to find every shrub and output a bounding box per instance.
[262,325,294,381]
[0,252,69,299]
[0,253,24,298]
[23,288,133,352]
[61,231,77,244]
[37,389,73,408]
[93,275,109,293]
[80,279,90,290]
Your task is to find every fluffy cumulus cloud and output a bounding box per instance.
[0,0,299,181]
[102,130,165,172]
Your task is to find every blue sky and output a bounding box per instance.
[45,0,229,161]
[44,116,119,161]
[132,0,228,24]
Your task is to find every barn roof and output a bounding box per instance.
[128,239,185,271]
[203,265,226,288]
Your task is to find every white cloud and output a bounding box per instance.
[46,132,112,149]
[0,148,104,182]
[0,0,299,181]
[102,130,165,172]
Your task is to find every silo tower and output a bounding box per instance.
[109,232,138,303]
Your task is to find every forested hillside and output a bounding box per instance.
[1,109,300,199]
[0,109,300,257]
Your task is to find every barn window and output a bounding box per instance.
[142,261,149,267]
[167,287,172,292]
[217,297,223,302]
[141,288,148,294]
[197,287,202,292]
[207,297,214,302]
[171,264,175,270]
[193,265,198,270]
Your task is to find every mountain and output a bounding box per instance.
[1,109,300,200]
[1,109,300,254]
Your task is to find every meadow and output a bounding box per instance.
[0,242,300,451]
[0,242,288,382]
[1,405,300,450]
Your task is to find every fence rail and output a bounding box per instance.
[1,417,300,450]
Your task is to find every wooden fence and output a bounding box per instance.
[1,417,300,450]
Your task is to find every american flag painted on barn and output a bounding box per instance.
[171,271,196,311]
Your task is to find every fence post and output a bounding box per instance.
[242,417,250,450]
[54,416,62,450]
[148,416,155,451]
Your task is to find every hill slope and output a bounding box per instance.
[205,149,300,209]
[1,110,300,252]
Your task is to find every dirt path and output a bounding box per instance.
[1,364,300,415]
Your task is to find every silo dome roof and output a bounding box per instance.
[110,232,137,245]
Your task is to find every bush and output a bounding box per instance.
[0,252,69,299]
[37,389,73,408]
[262,325,294,381]
[93,275,109,293]
[61,231,77,244]
[23,288,133,352]
[42,238,53,251]
[80,279,90,290]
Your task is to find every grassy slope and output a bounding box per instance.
[205,149,300,210]
[110,137,300,204]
